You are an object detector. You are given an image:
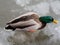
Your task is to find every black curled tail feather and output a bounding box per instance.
[5,25,16,31]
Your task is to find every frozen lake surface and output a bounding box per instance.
[0,0,60,45]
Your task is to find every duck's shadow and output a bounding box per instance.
[7,30,53,45]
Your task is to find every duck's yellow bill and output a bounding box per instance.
[53,19,58,24]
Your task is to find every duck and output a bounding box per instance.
[5,12,58,32]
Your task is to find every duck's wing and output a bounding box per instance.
[5,19,37,30]
[7,16,29,24]
[7,15,30,24]
[7,12,39,24]
[7,19,37,28]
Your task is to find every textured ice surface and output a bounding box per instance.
[50,1,60,15]
[0,0,60,45]
[15,0,31,6]
[24,2,49,15]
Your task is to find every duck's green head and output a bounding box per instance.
[39,16,58,24]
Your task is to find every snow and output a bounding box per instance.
[0,0,60,45]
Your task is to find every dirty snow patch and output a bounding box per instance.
[24,2,49,15]
[15,0,31,6]
[50,1,60,15]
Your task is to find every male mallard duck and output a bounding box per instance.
[5,12,58,32]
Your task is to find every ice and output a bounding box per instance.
[0,0,60,45]
[50,1,60,15]
[24,2,49,15]
[15,0,31,6]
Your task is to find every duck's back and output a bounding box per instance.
[7,12,40,24]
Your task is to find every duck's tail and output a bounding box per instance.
[5,25,16,31]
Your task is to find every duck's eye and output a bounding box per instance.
[51,18,54,21]
[48,17,53,21]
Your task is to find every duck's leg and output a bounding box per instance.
[16,28,36,32]
[27,30,36,32]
